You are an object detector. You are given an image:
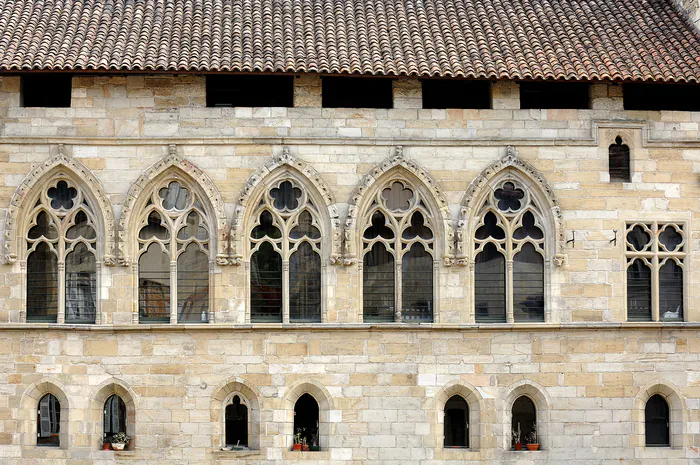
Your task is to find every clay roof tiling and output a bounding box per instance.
[0,0,698,82]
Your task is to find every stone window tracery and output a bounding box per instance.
[362,179,435,323]
[249,180,322,323]
[26,180,98,323]
[473,180,545,323]
[137,180,211,323]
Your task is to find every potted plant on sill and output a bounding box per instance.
[525,425,539,451]
[102,438,111,451]
[512,424,522,450]
[293,429,304,451]
[109,432,131,451]
[309,431,319,451]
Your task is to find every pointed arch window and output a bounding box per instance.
[26,180,98,323]
[645,394,670,447]
[225,394,249,448]
[512,396,536,447]
[362,180,435,323]
[249,180,322,323]
[294,394,320,450]
[444,395,469,448]
[473,181,545,323]
[103,395,127,443]
[37,394,61,447]
[137,180,211,323]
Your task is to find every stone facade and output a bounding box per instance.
[0,75,700,463]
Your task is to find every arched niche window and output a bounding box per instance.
[37,394,61,447]
[225,394,249,448]
[249,180,322,323]
[511,396,536,446]
[137,180,211,323]
[645,394,670,447]
[26,180,98,323]
[609,136,631,182]
[103,395,126,443]
[474,181,545,323]
[362,180,435,323]
[293,393,320,450]
[444,395,469,448]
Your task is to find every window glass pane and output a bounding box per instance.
[494,182,525,212]
[627,259,652,321]
[250,242,282,322]
[402,243,433,323]
[47,181,77,210]
[289,242,321,323]
[444,395,469,448]
[513,243,544,322]
[177,211,208,240]
[402,212,432,240]
[363,211,394,240]
[177,243,209,323]
[225,395,249,447]
[104,395,127,440]
[294,394,320,449]
[28,211,58,240]
[609,137,631,182]
[139,211,169,240]
[27,243,58,322]
[475,212,505,240]
[251,211,281,239]
[659,261,683,321]
[66,210,96,240]
[38,394,60,446]
[645,394,670,446]
[158,181,190,210]
[475,243,506,323]
[513,212,543,240]
[139,244,170,323]
[290,211,321,240]
[658,225,682,252]
[382,182,413,211]
[65,243,96,324]
[626,225,651,251]
[271,181,302,211]
[363,243,395,322]
[512,396,536,446]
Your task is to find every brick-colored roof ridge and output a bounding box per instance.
[0,0,698,83]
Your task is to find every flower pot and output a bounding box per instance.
[293,444,302,451]
[111,443,125,451]
[103,443,111,451]
[514,443,522,451]
[526,443,540,451]
[301,444,309,451]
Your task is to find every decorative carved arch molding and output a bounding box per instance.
[280,380,336,451]
[89,378,138,450]
[631,380,688,449]
[501,380,551,451]
[430,380,485,451]
[18,379,71,448]
[344,146,454,266]
[210,377,263,450]
[230,147,341,265]
[117,145,228,266]
[4,145,116,265]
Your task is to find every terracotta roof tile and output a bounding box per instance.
[0,0,697,82]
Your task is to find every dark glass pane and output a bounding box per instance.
[475,212,505,240]
[402,212,433,240]
[27,243,58,322]
[627,259,652,321]
[609,137,631,182]
[444,396,469,448]
[138,244,170,323]
[402,243,433,323]
[290,243,321,323]
[382,182,413,211]
[37,394,60,447]
[513,243,544,322]
[475,243,506,323]
[513,212,543,240]
[659,226,682,252]
[177,211,208,240]
[47,181,77,210]
[66,211,96,240]
[28,211,58,240]
[645,394,670,446]
[177,243,209,323]
[659,261,683,321]
[225,395,249,447]
[626,225,650,251]
[363,211,394,240]
[512,396,536,445]
[65,243,96,324]
[251,211,281,240]
[159,181,190,210]
[138,212,169,240]
[251,242,282,323]
[294,394,320,448]
[290,211,321,240]
[271,181,302,211]
[494,182,525,212]
[104,395,127,440]
[363,243,395,322]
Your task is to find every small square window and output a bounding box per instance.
[206,75,294,107]
[321,77,393,109]
[623,83,700,111]
[422,79,490,109]
[21,74,72,108]
[519,81,590,109]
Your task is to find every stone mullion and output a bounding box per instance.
[57,259,66,324]
[244,261,251,323]
[432,258,439,323]
[95,261,102,324]
[395,258,402,322]
[131,262,139,324]
[506,229,514,324]
[651,222,660,322]
[282,260,290,323]
[320,260,328,323]
[20,260,27,323]
[207,260,215,323]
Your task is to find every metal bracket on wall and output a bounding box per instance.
[610,230,618,247]
[566,231,576,248]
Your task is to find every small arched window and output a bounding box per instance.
[645,394,670,447]
[225,395,249,448]
[294,394,320,450]
[103,395,127,443]
[474,181,545,323]
[362,181,435,322]
[609,136,631,182]
[249,180,322,323]
[444,395,469,448]
[512,396,536,446]
[26,180,98,323]
[37,394,60,447]
[137,180,211,323]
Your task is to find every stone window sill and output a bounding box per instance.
[282,450,330,460]
[211,449,264,459]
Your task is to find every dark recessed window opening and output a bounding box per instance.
[624,83,700,111]
[444,395,469,448]
[104,395,127,443]
[225,395,249,447]
[519,81,590,109]
[293,393,320,450]
[422,79,490,109]
[37,394,60,447]
[206,75,294,107]
[512,396,536,446]
[21,74,72,108]
[609,136,631,182]
[322,77,393,109]
[645,394,670,447]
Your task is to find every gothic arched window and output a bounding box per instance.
[645,394,670,447]
[137,180,211,323]
[294,393,320,450]
[103,395,126,442]
[249,180,322,323]
[444,395,469,448]
[26,180,98,323]
[37,394,61,447]
[473,180,545,323]
[362,180,435,323]
[225,394,249,448]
